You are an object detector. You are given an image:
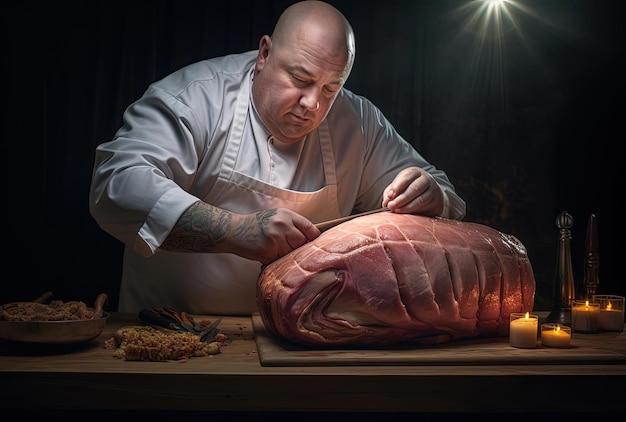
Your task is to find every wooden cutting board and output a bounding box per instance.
[251,313,626,367]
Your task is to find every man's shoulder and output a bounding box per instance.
[331,87,378,115]
[153,50,257,91]
[196,50,258,74]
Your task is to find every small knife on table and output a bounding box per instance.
[315,207,389,232]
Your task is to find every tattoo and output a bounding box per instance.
[161,202,232,252]
[161,205,279,254]
[232,208,278,245]
[256,208,277,230]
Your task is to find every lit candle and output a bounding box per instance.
[593,295,625,332]
[571,300,600,333]
[509,312,538,348]
[541,323,571,348]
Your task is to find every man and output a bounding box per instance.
[89,1,466,315]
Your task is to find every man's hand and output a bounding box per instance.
[162,202,321,265]
[382,167,445,217]
[233,208,321,264]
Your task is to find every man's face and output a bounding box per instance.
[252,35,349,144]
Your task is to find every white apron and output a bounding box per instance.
[119,72,341,315]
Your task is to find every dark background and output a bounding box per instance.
[3,0,623,312]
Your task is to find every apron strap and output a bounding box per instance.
[317,120,337,186]
[219,67,253,180]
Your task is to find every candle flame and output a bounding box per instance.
[554,325,561,333]
[607,301,613,311]
[524,311,529,319]
[584,300,589,306]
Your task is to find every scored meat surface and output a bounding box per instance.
[256,212,536,347]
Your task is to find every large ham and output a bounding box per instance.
[256,212,536,347]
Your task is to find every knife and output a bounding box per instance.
[138,309,185,332]
[315,207,389,232]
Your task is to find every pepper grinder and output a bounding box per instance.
[546,211,576,326]
[583,213,600,299]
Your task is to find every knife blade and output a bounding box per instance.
[315,207,389,232]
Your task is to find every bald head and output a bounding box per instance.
[251,1,356,143]
[271,1,355,77]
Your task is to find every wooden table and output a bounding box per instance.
[1,312,625,415]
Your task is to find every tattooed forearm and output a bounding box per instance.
[161,202,232,252]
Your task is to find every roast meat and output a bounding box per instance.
[256,212,536,347]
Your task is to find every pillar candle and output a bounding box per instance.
[509,312,538,348]
[571,300,600,333]
[593,295,625,332]
[599,308,624,331]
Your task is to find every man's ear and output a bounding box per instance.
[257,35,272,62]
